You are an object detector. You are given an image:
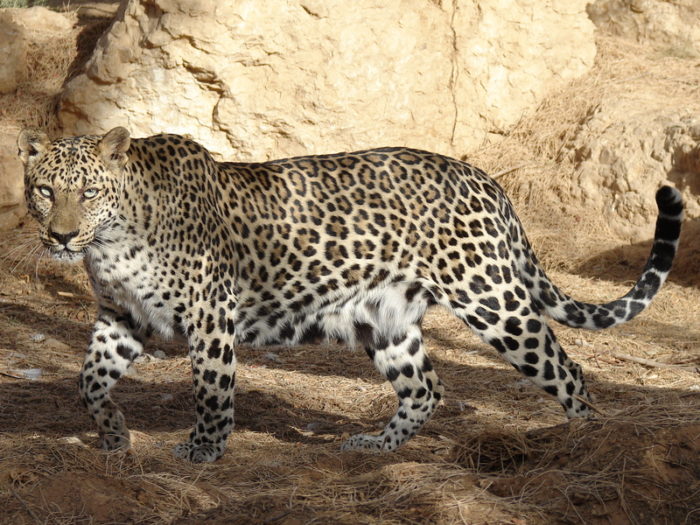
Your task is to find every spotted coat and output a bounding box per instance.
[18,127,683,462]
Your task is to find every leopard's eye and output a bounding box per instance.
[37,185,53,199]
[83,187,99,199]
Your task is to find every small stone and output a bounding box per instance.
[0,16,26,93]
[153,350,167,359]
[30,333,46,343]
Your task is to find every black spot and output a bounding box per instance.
[490,338,506,353]
[397,387,412,399]
[204,396,220,411]
[475,306,500,325]
[543,385,558,396]
[524,337,539,349]
[526,319,542,333]
[401,364,414,378]
[524,352,539,365]
[405,283,422,302]
[386,366,400,381]
[354,322,374,346]
[207,340,222,359]
[503,337,519,351]
[115,344,133,361]
[203,370,217,384]
[504,317,523,336]
[219,374,232,389]
[543,360,555,380]
[479,297,500,310]
[521,365,538,377]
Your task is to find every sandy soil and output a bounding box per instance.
[0,3,699,524]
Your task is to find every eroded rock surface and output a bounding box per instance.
[0,17,26,94]
[567,105,699,240]
[588,0,700,54]
[59,0,596,160]
[0,128,26,231]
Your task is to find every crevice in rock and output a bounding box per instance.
[447,0,459,146]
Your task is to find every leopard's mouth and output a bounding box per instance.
[48,246,86,262]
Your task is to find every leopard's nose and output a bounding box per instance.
[49,229,79,246]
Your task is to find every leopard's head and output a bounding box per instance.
[18,127,131,262]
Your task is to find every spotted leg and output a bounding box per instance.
[79,307,145,451]
[173,306,237,463]
[342,323,444,452]
[451,284,591,418]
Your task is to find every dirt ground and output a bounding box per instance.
[1,3,699,524]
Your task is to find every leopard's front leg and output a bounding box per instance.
[79,307,144,451]
[173,303,237,463]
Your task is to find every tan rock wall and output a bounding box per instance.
[567,104,700,240]
[59,0,596,160]
[0,17,25,94]
[588,0,700,54]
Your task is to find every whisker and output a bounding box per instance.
[34,246,49,283]
[9,244,39,274]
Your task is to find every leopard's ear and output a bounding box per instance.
[97,127,131,168]
[18,128,50,166]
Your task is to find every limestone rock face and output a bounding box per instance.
[59,0,596,160]
[567,105,700,240]
[0,129,27,231]
[588,0,700,53]
[0,17,26,94]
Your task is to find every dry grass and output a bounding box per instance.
[0,7,699,525]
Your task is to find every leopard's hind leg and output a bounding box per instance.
[341,283,444,452]
[446,280,591,418]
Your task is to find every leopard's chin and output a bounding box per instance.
[49,247,85,263]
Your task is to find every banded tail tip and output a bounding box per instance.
[656,186,684,217]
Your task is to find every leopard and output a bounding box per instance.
[18,126,683,462]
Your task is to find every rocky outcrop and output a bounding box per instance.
[0,17,26,94]
[567,104,700,240]
[0,128,26,231]
[59,0,596,160]
[588,0,700,54]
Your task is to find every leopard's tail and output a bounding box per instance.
[517,186,683,330]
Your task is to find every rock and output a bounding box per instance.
[5,6,74,41]
[588,0,700,55]
[567,105,700,240]
[0,130,28,229]
[60,0,596,160]
[0,16,26,93]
